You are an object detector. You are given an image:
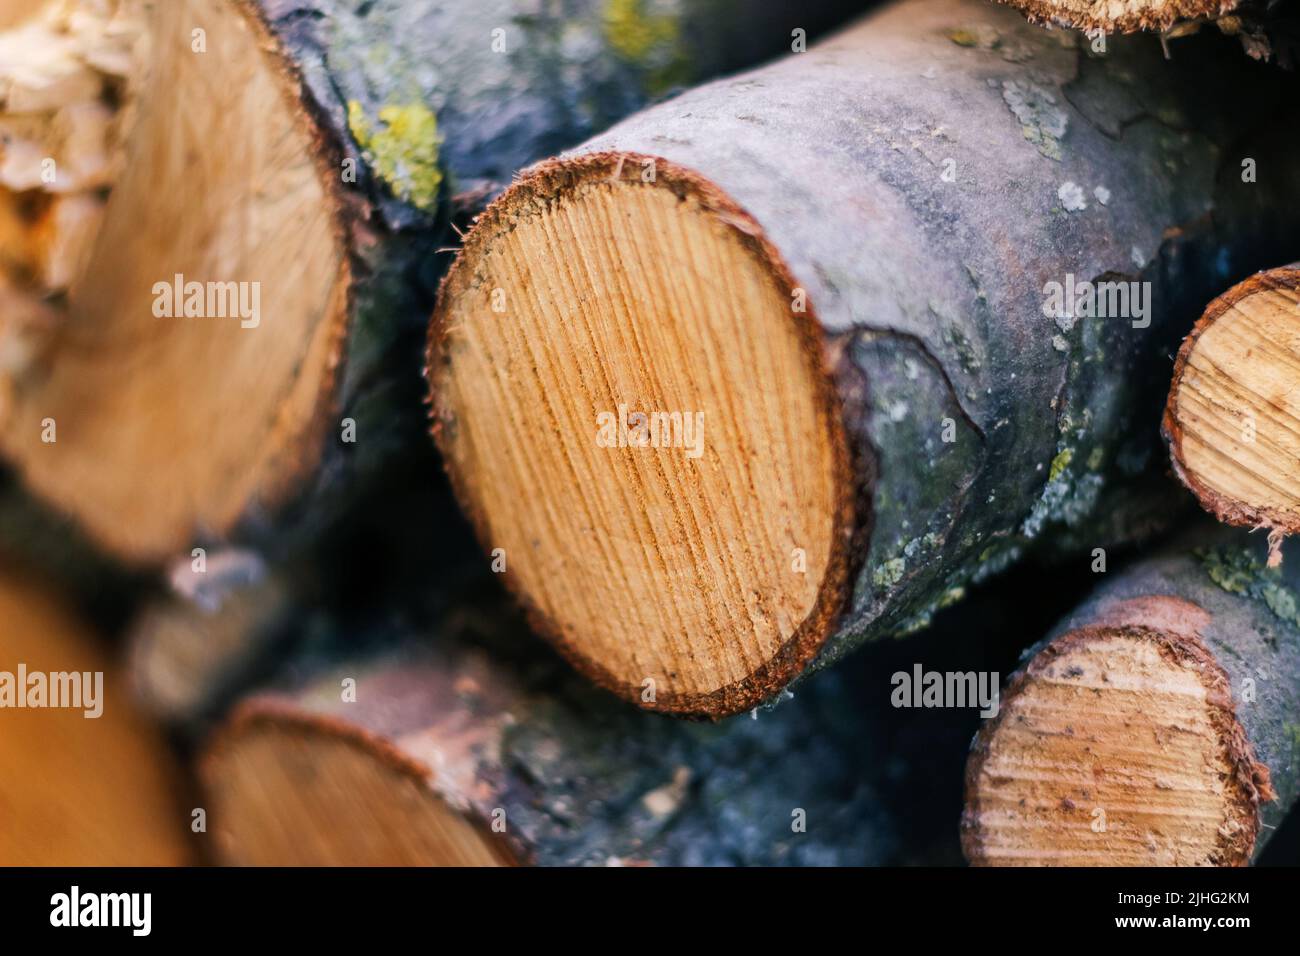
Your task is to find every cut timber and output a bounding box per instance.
[202,602,897,866]
[1164,266,1300,549]
[992,0,1298,65]
[997,0,1237,32]
[428,0,1300,716]
[0,0,861,566]
[0,566,191,865]
[0,0,355,564]
[963,529,1300,866]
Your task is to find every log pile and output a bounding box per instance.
[428,0,1300,717]
[1,0,1300,871]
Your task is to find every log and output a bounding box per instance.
[0,0,859,568]
[427,0,1300,717]
[0,564,192,865]
[201,598,899,866]
[990,0,1300,66]
[1163,265,1300,556]
[962,528,1300,866]
[126,549,298,729]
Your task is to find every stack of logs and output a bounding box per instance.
[2,0,1300,866]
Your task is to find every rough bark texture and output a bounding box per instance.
[264,0,869,222]
[964,526,1300,864]
[435,0,1300,714]
[202,595,899,866]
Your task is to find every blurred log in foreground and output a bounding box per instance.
[202,603,897,866]
[1164,265,1300,560]
[963,530,1300,866]
[0,566,191,865]
[428,0,1300,717]
[0,0,861,568]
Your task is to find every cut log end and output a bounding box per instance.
[997,0,1237,34]
[963,603,1270,866]
[205,708,516,867]
[0,0,350,562]
[427,153,856,716]
[1164,266,1300,538]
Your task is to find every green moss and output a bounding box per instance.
[604,0,679,62]
[1286,723,1300,761]
[347,100,442,213]
[873,557,906,590]
[938,585,966,609]
[1200,546,1300,628]
[942,319,981,372]
[1022,444,1102,539]
[1048,448,1073,482]
[947,28,980,47]
[603,0,689,95]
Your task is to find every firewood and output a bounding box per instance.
[963,529,1299,866]
[1164,265,1300,561]
[0,0,858,567]
[990,0,1300,66]
[201,601,899,866]
[0,565,191,865]
[427,0,1300,716]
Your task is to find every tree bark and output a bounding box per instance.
[963,526,1300,865]
[201,596,900,866]
[126,549,299,733]
[0,565,193,865]
[428,0,1300,716]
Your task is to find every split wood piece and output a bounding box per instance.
[0,0,864,567]
[201,603,897,866]
[428,0,1300,716]
[963,529,1300,866]
[1164,266,1300,559]
[0,566,192,865]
